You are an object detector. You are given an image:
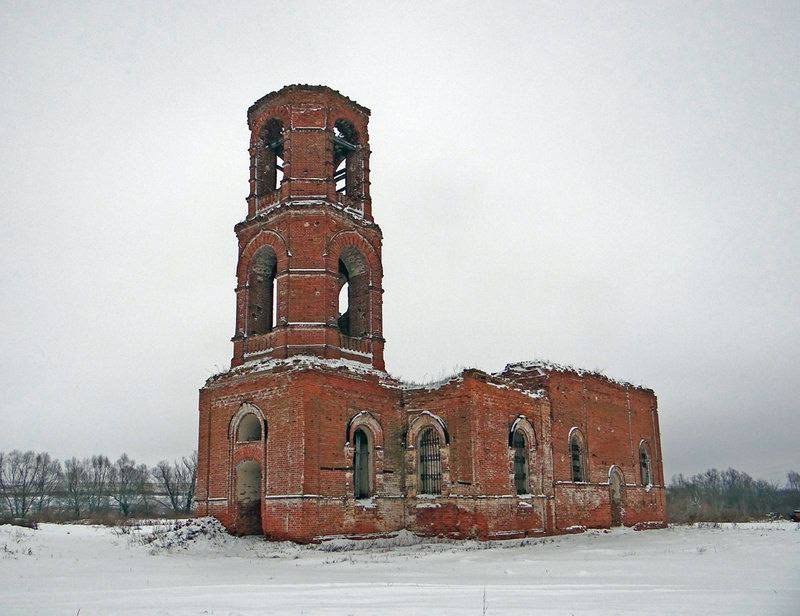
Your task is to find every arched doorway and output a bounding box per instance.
[234,460,262,535]
[609,467,625,527]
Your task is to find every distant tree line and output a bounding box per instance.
[0,450,196,523]
[3,452,798,525]
[667,468,800,523]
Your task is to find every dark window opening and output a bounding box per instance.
[337,247,369,337]
[418,427,442,495]
[255,118,284,196]
[570,434,585,483]
[353,428,371,499]
[332,119,363,200]
[248,247,277,335]
[512,430,529,495]
[639,444,652,486]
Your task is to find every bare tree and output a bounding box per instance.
[0,450,58,519]
[787,471,800,492]
[180,451,198,514]
[63,457,89,518]
[152,452,197,514]
[108,454,148,516]
[32,452,62,514]
[86,455,112,512]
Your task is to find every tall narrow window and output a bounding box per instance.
[255,118,284,196]
[570,432,585,483]
[512,430,529,495]
[248,247,277,335]
[418,427,442,495]
[609,467,624,526]
[639,443,652,486]
[332,119,359,197]
[353,428,371,499]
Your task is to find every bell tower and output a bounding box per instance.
[231,85,385,370]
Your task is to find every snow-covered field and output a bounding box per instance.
[1,519,797,615]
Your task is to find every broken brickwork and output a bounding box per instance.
[196,85,666,541]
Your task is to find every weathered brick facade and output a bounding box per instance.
[196,85,666,541]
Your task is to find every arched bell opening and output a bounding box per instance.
[247,246,278,335]
[255,118,285,197]
[337,246,370,338]
[332,119,362,199]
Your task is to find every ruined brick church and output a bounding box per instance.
[195,85,666,541]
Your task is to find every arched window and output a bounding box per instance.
[639,442,653,486]
[236,413,262,442]
[332,119,361,198]
[255,118,284,196]
[353,428,371,499]
[337,246,369,337]
[248,246,277,335]
[418,427,442,495]
[512,430,529,494]
[570,431,586,483]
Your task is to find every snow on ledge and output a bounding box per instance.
[392,374,464,392]
[502,359,651,392]
[207,354,388,384]
[486,379,546,399]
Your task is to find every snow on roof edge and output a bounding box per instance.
[206,355,389,385]
[502,359,652,392]
[206,356,638,397]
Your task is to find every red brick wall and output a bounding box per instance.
[501,368,666,530]
[231,85,384,370]
[197,86,666,542]
[197,363,664,542]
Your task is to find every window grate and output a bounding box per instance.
[353,429,371,499]
[570,436,584,482]
[512,431,529,494]
[418,428,442,495]
[639,446,652,486]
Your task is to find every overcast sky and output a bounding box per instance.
[1,2,798,483]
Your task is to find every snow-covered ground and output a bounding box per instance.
[1,519,798,615]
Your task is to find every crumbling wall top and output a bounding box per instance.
[247,84,370,128]
[499,360,653,394]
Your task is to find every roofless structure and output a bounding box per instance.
[196,85,666,540]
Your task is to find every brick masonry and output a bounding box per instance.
[196,85,666,542]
